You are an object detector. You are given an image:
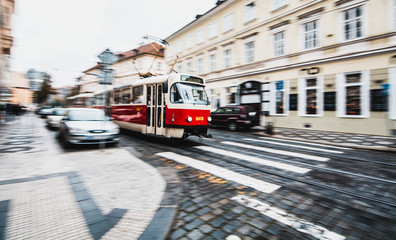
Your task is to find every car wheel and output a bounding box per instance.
[228,121,238,131]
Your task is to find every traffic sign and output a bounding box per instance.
[98,49,118,65]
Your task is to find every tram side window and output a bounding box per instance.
[132,86,144,104]
[122,88,131,104]
[114,90,121,104]
[170,84,183,103]
[147,86,151,105]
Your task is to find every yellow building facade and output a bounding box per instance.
[165,0,396,136]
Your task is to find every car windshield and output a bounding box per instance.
[170,82,209,105]
[68,109,106,121]
[53,108,67,116]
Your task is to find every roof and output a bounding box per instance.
[83,42,165,73]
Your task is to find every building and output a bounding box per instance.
[0,0,14,103]
[8,71,33,107]
[165,0,396,136]
[80,42,165,94]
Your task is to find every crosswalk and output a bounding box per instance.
[156,137,351,240]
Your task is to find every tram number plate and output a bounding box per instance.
[196,116,204,121]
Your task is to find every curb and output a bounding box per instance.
[139,167,182,240]
[124,147,182,240]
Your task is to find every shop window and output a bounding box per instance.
[336,71,369,118]
[289,94,297,111]
[370,89,387,111]
[271,80,289,115]
[324,92,336,111]
[298,77,323,116]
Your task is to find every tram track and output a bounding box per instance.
[120,131,396,208]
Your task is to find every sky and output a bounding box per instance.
[10,0,216,87]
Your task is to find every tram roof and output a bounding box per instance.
[111,73,204,90]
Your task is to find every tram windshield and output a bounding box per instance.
[170,82,209,105]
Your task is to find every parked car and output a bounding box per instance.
[38,106,53,118]
[46,108,67,129]
[210,105,260,131]
[58,108,120,145]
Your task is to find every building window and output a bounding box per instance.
[209,54,216,72]
[197,58,203,75]
[186,35,193,49]
[273,0,288,10]
[336,71,369,118]
[196,28,204,44]
[223,13,234,32]
[223,49,232,68]
[245,41,255,63]
[209,21,218,39]
[298,77,323,116]
[274,31,285,56]
[304,20,319,49]
[187,61,192,74]
[245,2,256,23]
[177,40,184,53]
[343,6,363,40]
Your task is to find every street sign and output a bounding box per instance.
[98,49,118,65]
[98,68,114,85]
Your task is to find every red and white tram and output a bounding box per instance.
[96,74,212,139]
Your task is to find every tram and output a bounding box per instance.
[94,73,212,139]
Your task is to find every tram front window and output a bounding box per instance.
[170,83,209,105]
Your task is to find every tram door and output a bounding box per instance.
[146,84,165,136]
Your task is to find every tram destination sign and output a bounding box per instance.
[181,75,204,84]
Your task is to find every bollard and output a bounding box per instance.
[266,122,274,135]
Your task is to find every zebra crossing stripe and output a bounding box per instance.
[223,141,329,162]
[194,146,310,174]
[156,152,281,193]
[232,195,345,240]
[259,137,349,151]
[245,138,343,154]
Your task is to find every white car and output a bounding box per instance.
[58,108,120,145]
[46,108,67,128]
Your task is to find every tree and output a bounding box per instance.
[34,73,55,104]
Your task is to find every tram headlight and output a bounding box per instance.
[186,116,192,123]
[171,113,175,122]
[207,116,212,122]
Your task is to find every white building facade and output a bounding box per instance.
[165,0,396,136]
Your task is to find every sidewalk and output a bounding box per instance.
[253,126,396,151]
[0,114,180,240]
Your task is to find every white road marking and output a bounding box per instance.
[245,138,344,154]
[232,195,345,240]
[223,141,329,162]
[259,137,350,151]
[194,146,310,174]
[156,152,281,193]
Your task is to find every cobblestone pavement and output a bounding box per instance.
[0,115,166,240]
[121,129,396,240]
[269,127,396,150]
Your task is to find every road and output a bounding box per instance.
[1,114,395,240]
